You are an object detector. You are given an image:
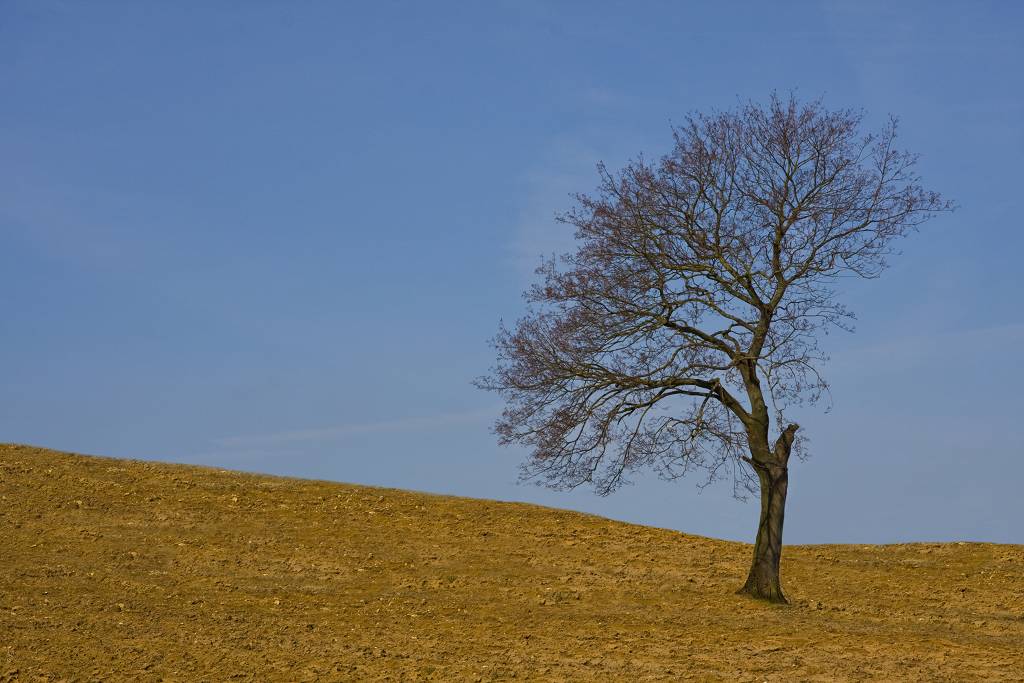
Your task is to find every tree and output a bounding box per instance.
[477,94,952,603]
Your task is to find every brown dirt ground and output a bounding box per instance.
[1,443,1022,682]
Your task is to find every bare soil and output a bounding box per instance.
[1,443,1022,681]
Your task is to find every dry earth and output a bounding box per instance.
[1,443,1022,681]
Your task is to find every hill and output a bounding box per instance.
[1,443,1022,681]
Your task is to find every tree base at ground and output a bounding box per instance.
[736,576,788,604]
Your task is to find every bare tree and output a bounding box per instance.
[478,94,952,603]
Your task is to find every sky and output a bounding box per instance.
[2,0,1022,545]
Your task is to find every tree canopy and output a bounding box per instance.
[479,94,952,601]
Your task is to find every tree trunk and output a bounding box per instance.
[737,424,798,604]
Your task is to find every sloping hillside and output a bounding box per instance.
[1,444,1022,681]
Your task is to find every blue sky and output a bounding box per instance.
[2,1,1022,544]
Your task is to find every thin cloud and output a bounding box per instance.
[214,407,497,448]
[506,140,602,278]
